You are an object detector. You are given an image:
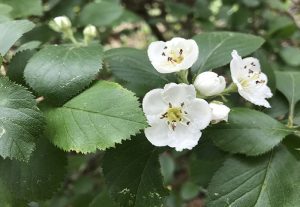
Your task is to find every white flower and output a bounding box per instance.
[142,83,211,151]
[83,24,97,38]
[50,16,72,32]
[209,102,230,124]
[194,71,226,96]
[230,50,273,108]
[147,37,199,73]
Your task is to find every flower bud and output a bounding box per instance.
[83,25,97,38]
[194,71,226,96]
[50,16,72,32]
[209,102,230,124]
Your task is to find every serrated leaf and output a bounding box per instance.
[7,49,36,85]
[104,48,175,96]
[24,45,103,103]
[0,0,43,18]
[0,77,45,162]
[207,144,300,206]
[0,138,67,201]
[206,108,293,156]
[191,32,265,74]
[44,81,147,153]
[275,71,300,113]
[79,2,123,26]
[0,20,35,55]
[103,136,168,207]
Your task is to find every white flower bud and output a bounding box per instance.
[209,102,230,124]
[83,25,97,38]
[50,16,72,32]
[194,71,226,96]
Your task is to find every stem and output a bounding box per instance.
[287,103,294,128]
[177,70,189,84]
[222,82,238,95]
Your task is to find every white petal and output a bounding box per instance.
[143,89,168,121]
[168,124,201,151]
[194,72,226,96]
[185,98,211,130]
[209,102,230,123]
[175,39,199,70]
[162,83,196,106]
[230,50,248,82]
[145,121,173,147]
[242,57,261,73]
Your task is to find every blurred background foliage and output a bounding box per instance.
[0,0,300,206]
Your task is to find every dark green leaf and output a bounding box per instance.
[103,136,168,207]
[24,45,103,103]
[0,20,35,55]
[207,144,300,206]
[89,190,118,207]
[0,138,67,201]
[206,108,292,156]
[79,2,123,26]
[0,77,45,162]
[191,32,265,74]
[44,81,147,153]
[280,46,300,67]
[190,138,227,188]
[0,0,42,18]
[104,48,175,96]
[7,49,36,85]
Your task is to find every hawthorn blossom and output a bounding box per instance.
[209,102,230,124]
[50,16,72,32]
[83,24,97,38]
[147,37,199,73]
[230,50,273,108]
[142,83,211,151]
[194,71,226,96]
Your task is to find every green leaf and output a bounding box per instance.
[191,32,265,74]
[280,46,300,67]
[89,190,118,207]
[190,138,227,188]
[264,92,289,120]
[0,77,45,162]
[275,71,300,121]
[0,0,43,18]
[206,108,292,156]
[24,45,103,103]
[79,2,123,26]
[207,144,300,206]
[7,49,37,85]
[0,138,67,201]
[44,81,147,153]
[104,48,175,96]
[0,20,35,55]
[103,136,168,207]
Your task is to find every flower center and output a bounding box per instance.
[166,107,183,123]
[162,47,184,65]
[239,72,264,88]
[160,103,190,131]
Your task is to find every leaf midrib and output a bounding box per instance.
[62,106,146,125]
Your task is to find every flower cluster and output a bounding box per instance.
[143,37,273,151]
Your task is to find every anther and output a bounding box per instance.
[169,103,172,108]
[162,52,166,56]
[179,49,183,55]
[181,102,184,107]
[187,121,190,125]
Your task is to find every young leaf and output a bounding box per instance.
[206,108,293,156]
[0,0,43,18]
[104,48,175,96]
[191,32,265,74]
[24,45,103,103]
[44,81,147,153]
[0,20,35,55]
[79,2,123,26]
[280,46,300,67]
[207,144,300,206]
[103,136,168,207]
[0,77,45,162]
[0,138,67,201]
